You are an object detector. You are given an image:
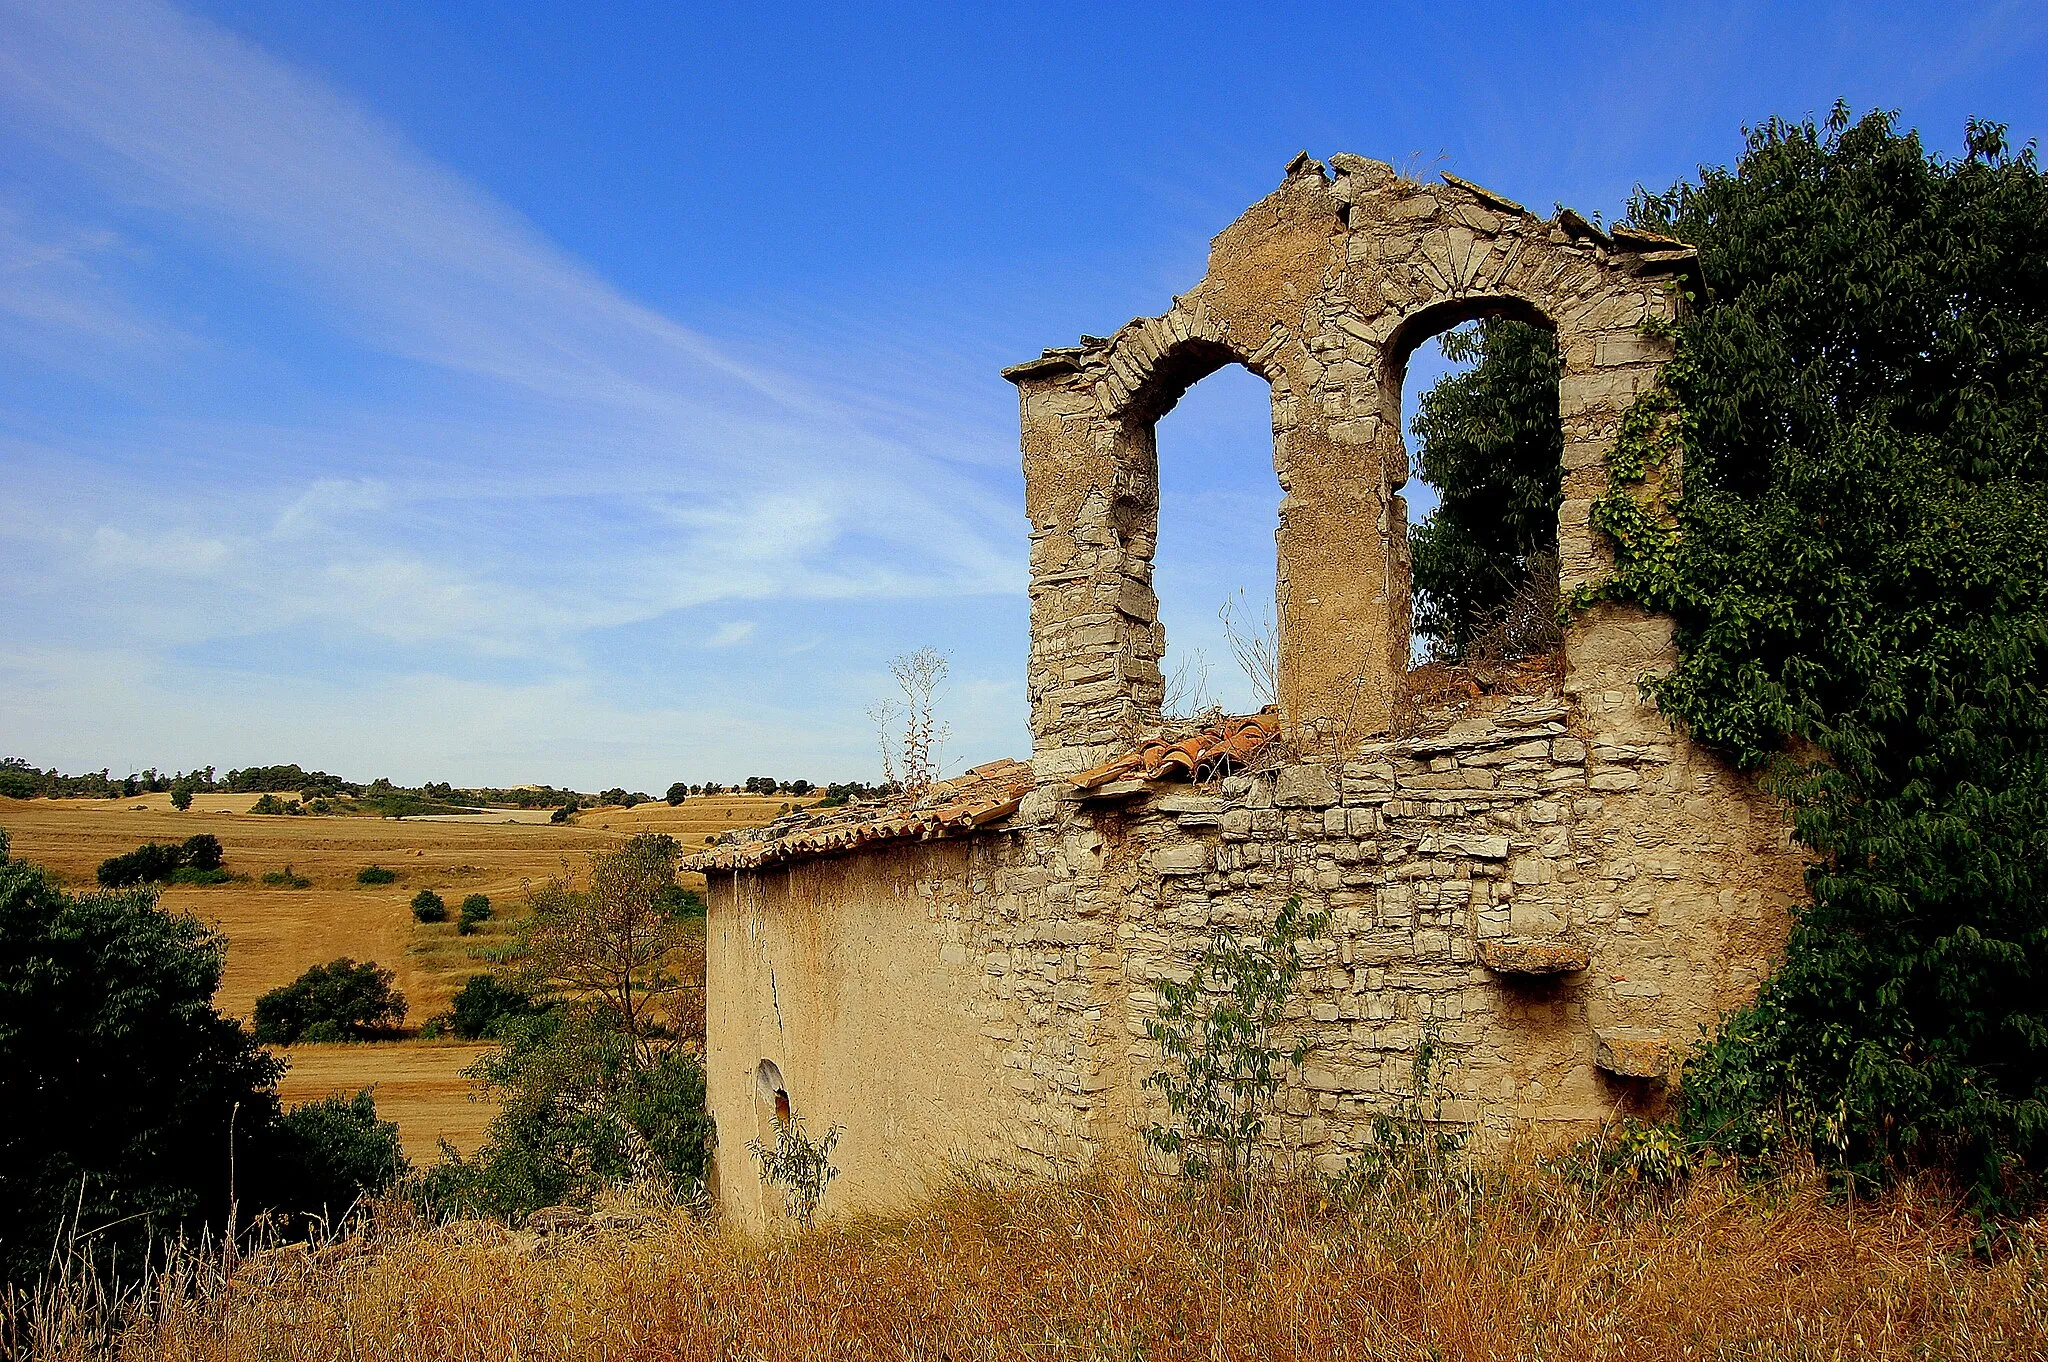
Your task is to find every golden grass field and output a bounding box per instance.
[0,792,796,1159]
[40,1167,2048,1361]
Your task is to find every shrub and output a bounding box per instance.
[251,1089,408,1229]
[169,866,233,886]
[252,959,406,1045]
[181,834,223,871]
[0,855,282,1285]
[96,842,187,887]
[356,865,397,886]
[1612,109,2048,1213]
[410,889,447,923]
[665,782,688,806]
[457,893,492,935]
[1143,896,1328,1182]
[748,1116,841,1227]
[249,793,297,815]
[262,865,312,888]
[438,973,542,1041]
[549,803,575,824]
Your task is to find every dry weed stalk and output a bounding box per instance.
[1219,590,1280,714]
[869,647,950,795]
[37,1156,2046,1362]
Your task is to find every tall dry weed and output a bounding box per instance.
[24,1160,2046,1361]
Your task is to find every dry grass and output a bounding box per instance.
[0,794,792,1158]
[26,1165,2046,1361]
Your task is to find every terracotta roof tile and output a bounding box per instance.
[1069,710,1281,791]
[682,758,1035,874]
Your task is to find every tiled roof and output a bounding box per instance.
[681,759,1035,873]
[1069,711,1281,790]
[686,714,1280,876]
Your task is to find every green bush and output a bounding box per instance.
[252,959,406,1045]
[457,893,492,935]
[411,888,447,923]
[438,973,543,1041]
[1605,108,2048,1213]
[0,855,283,1285]
[417,1016,711,1220]
[96,842,185,887]
[252,1089,408,1229]
[262,865,312,888]
[549,803,575,824]
[665,782,688,806]
[356,865,397,886]
[1142,896,1328,1182]
[181,834,223,871]
[169,781,194,812]
[169,866,233,886]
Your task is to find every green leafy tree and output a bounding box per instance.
[251,1090,407,1229]
[411,888,447,923]
[458,892,492,935]
[1408,318,1564,658]
[665,782,688,806]
[416,838,711,1219]
[438,973,543,1040]
[181,834,223,871]
[0,856,281,1284]
[169,780,194,812]
[1604,107,2048,1211]
[517,834,696,1062]
[252,958,406,1045]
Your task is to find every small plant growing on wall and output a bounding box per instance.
[748,1117,842,1227]
[1143,896,1329,1183]
[1327,1015,1473,1199]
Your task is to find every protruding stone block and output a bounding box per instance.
[1478,938,1591,976]
[1594,1026,1669,1079]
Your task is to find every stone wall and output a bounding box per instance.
[1005,153,1698,775]
[706,674,1801,1220]
[702,153,1800,1224]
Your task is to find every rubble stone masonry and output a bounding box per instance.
[703,155,1802,1226]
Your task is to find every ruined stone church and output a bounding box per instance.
[688,153,1802,1225]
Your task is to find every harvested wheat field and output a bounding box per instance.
[55,1169,2048,1361]
[0,793,793,1157]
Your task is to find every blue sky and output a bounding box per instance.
[3,1,2043,790]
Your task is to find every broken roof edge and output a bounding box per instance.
[690,712,1286,878]
[682,759,1035,875]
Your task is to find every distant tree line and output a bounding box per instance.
[3,755,852,813]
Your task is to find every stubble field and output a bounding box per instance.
[0,791,791,1159]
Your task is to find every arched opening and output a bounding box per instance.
[1150,362,1280,719]
[1388,301,1565,670]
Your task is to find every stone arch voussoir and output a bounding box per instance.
[1007,154,1700,770]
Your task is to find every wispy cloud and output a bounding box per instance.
[705,621,756,649]
[0,0,1026,781]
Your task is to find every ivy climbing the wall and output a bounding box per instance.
[1600,106,2048,1214]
